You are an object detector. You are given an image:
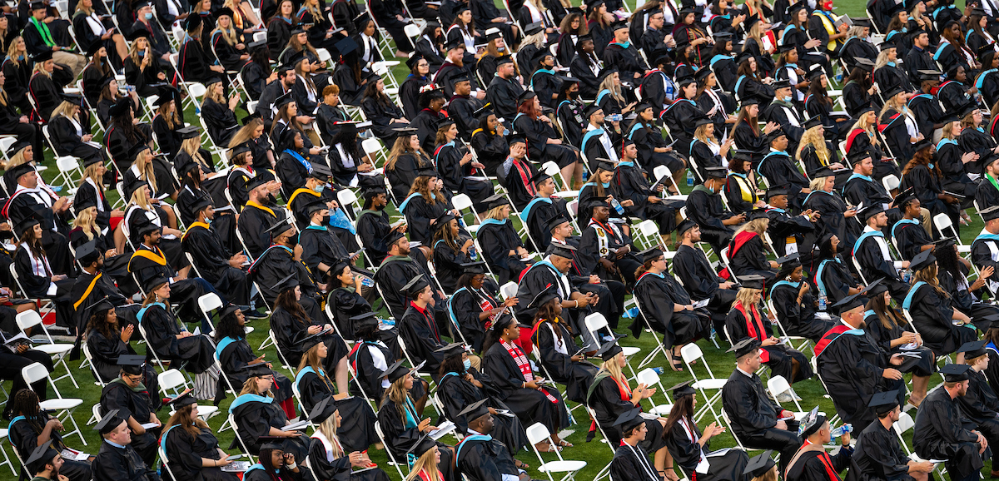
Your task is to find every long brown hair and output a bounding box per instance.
[662,393,695,439]
[275,288,311,325]
[866,292,906,331]
[901,144,940,177]
[406,175,441,205]
[163,402,208,439]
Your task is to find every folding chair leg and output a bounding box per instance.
[59,410,86,446]
[51,357,79,389]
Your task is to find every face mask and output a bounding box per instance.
[463,359,471,370]
[497,46,505,52]
[783,96,792,102]
[321,215,331,225]
[313,184,324,193]
[144,12,153,19]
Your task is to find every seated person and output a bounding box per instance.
[768,254,838,342]
[454,400,529,481]
[135,275,216,375]
[784,408,854,480]
[99,355,161,466]
[159,393,240,481]
[229,364,311,462]
[8,389,92,480]
[913,364,989,481]
[850,392,936,480]
[91,409,157,480]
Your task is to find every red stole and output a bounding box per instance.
[734,301,770,363]
[814,325,852,358]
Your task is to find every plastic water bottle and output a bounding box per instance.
[830,424,852,438]
[902,269,912,283]
[686,170,695,186]
[652,367,664,375]
[818,290,828,312]
[625,307,640,318]
[361,276,375,287]
[611,197,625,215]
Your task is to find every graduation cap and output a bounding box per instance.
[892,187,916,208]
[351,312,380,334]
[610,19,628,31]
[831,293,866,314]
[517,90,537,104]
[910,249,936,271]
[798,406,826,438]
[523,21,544,36]
[737,274,765,290]
[703,166,727,180]
[31,50,53,63]
[128,26,151,42]
[981,205,999,222]
[335,36,358,57]
[495,55,514,66]
[527,285,561,310]
[443,36,465,52]
[457,399,491,423]
[804,64,825,82]
[83,296,115,318]
[613,407,645,433]
[381,230,406,248]
[743,451,776,478]
[743,14,760,31]
[734,50,754,66]
[676,219,697,236]
[637,247,664,263]
[727,337,761,358]
[214,6,234,18]
[940,364,971,382]
[777,43,796,54]
[117,354,146,376]
[165,389,197,410]
[669,380,696,399]
[402,274,430,297]
[880,85,904,102]
[6,162,34,185]
[185,13,203,32]
[353,11,373,32]
[594,158,616,173]
[481,193,508,211]
[299,333,325,353]
[676,75,696,88]
[95,409,125,435]
[245,361,273,378]
[850,16,872,28]
[528,170,552,188]
[142,273,169,293]
[275,272,299,292]
[775,253,800,269]
[549,243,576,260]
[24,444,59,474]
[582,102,603,120]
[308,163,332,181]
[435,341,466,360]
[771,79,792,91]
[878,40,897,52]
[547,214,571,232]
[379,360,411,383]
[415,167,438,178]
[265,218,295,240]
[12,215,38,238]
[230,141,253,159]
[765,187,788,200]
[596,339,623,361]
[461,261,487,275]
[6,138,30,159]
[433,211,456,231]
[405,53,425,71]
[958,340,989,359]
[868,391,900,414]
[853,57,876,72]
[766,128,787,143]
[215,303,241,322]
[740,96,761,108]
[107,98,132,118]
[917,69,942,82]
[407,433,437,459]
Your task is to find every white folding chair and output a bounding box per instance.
[225,413,257,463]
[21,362,85,445]
[158,444,180,480]
[680,344,726,424]
[583,313,639,381]
[81,344,107,387]
[635,368,673,415]
[15,311,78,388]
[583,406,615,480]
[524,422,587,481]
[337,188,362,218]
[374,421,407,479]
[159,369,218,421]
[765,375,807,414]
[0,429,15,475]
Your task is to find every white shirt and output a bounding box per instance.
[19,241,57,295]
[586,123,620,164]
[862,225,903,270]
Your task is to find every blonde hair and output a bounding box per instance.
[385,135,428,171]
[795,126,829,165]
[694,123,717,144]
[598,73,624,105]
[598,357,628,391]
[6,36,22,67]
[157,101,180,130]
[941,121,960,141]
[181,137,211,171]
[404,447,441,481]
[752,465,778,481]
[734,217,768,237]
[229,118,263,149]
[134,149,159,193]
[128,37,147,65]
[4,145,29,171]
[315,414,344,460]
[879,91,906,118]
[808,176,826,191]
[79,163,105,190]
[735,287,762,309]
[72,207,98,238]
[129,186,153,210]
[238,375,273,397]
[31,61,50,77]
[913,263,947,297]
[485,205,507,220]
[380,377,411,425]
[201,80,226,107]
[875,49,892,69]
[853,113,881,148]
[50,100,78,121]
[847,26,867,39]
[212,13,239,46]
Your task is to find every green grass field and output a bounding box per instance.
[11,0,992,479]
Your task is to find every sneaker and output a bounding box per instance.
[244,309,268,320]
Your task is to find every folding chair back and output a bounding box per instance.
[635,368,673,415]
[338,188,361,218]
[679,344,725,423]
[524,422,586,480]
[766,375,804,413]
[197,293,224,332]
[226,413,257,462]
[159,445,180,480]
[21,362,85,445]
[82,344,107,386]
[374,420,407,479]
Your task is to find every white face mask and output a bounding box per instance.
[463,359,472,370]
[783,95,792,102]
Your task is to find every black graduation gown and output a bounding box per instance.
[355,209,392,266]
[852,230,907,296]
[632,271,710,348]
[307,437,389,481]
[485,75,525,122]
[179,38,216,85]
[247,245,321,317]
[482,341,569,433]
[732,120,770,167]
[901,164,959,227]
[162,425,237,481]
[398,303,447,375]
[512,113,578,169]
[1,58,30,114]
[770,282,836,341]
[577,219,642,286]
[803,191,856,249]
[8,413,90,480]
[815,327,892,429]
[99,380,159,466]
[684,186,735,253]
[890,218,932,261]
[956,368,999,470]
[375,398,455,479]
[848,418,913,480]
[229,394,310,461]
[236,202,278,259]
[372,255,442,320]
[447,287,496,353]
[585,374,666,453]
[757,151,809,200]
[91,441,157,481]
[183,223,249,305]
[435,142,494,211]
[664,418,750,481]
[85,327,151,387]
[523,196,569,252]
[385,152,431,204]
[270,307,348,373]
[361,96,405,142]
[202,98,239,146]
[912,387,985,479]
[476,219,528,286]
[672,244,736,318]
[138,304,215,373]
[217,335,293,403]
[905,282,977,356]
[455,432,521,481]
[500,158,540,211]
[447,95,485,142]
[438,369,530,454]
[720,369,801,472]
[725,304,812,383]
[399,193,448,246]
[298,225,351,277]
[295,368,378,452]
[862,311,936,379]
[532,319,598,404]
[785,445,853,481]
[766,208,814,256]
[28,72,61,122]
[46,115,104,165]
[610,443,661,481]
[726,234,777,284]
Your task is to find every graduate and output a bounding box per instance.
[783,407,854,480]
[890,189,934,261]
[384,128,434,205]
[662,381,750,480]
[971,206,999,296]
[243,441,314,481]
[431,212,479,294]
[306,398,390,481]
[853,204,910,299]
[297,202,355,279]
[181,198,254,309]
[632,247,712,370]
[372,233,446,322]
[521,170,570,252]
[757,132,810,206]
[356,187,403,266]
[684,166,739,254]
[294,334,378,452]
[577,200,641,286]
[725,217,779,285]
[247,220,323,318]
[804,168,858,249]
[398,271,451,375]
[904,250,979,360]
[512,91,582,188]
[476,194,531,286]
[159,392,240,481]
[764,189,817,257]
[448,262,515,352]
[482,314,572,450]
[721,338,801,476]
[348,312,427,404]
[214,305,294,405]
[82,297,147,386]
[958,340,1000,477]
[913,364,989,481]
[454,400,528,481]
[513,243,597,344]
[398,170,454,246]
[375,361,456,479]
[327,263,399,351]
[769,254,838,342]
[611,143,685,239]
[270,274,350,386]
[236,177,282,259]
[848,391,936,480]
[725,276,813,383]
[436,344,530,456]
[499,136,540,211]
[610,408,661,481]
[581,103,622,169]
[135,274,216,374]
[91,409,158,481]
[586,341,670,472]
[23,445,67,482]
[672,220,738,331]
[863,284,936,407]
[99,355,161,467]
[530,286,599,404]
[229,363,311,462]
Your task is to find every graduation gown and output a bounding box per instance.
[671,244,736,319]
[307,435,389,481]
[294,367,378,452]
[815,325,892,429]
[236,201,279,259]
[386,152,432,204]
[476,219,528,286]
[522,196,568,252]
[577,219,642,286]
[400,74,433,120]
[47,115,105,165]
[957,368,1000,467]
[216,335,293,403]
[470,127,509,176]
[136,303,215,373]
[611,443,661,481]
[500,158,539,211]
[375,397,455,479]
[398,302,447,375]
[182,222,249,305]
[803,190,856,249]
[725,232,777,284]
[632,271,710,348]
[229,394,310,461]
[447,287,498,352]
[201,98,239,146]
[531,319,598,404]
[161,424,237,481]
[757,151,809,201]
[373,255,441,320]
[852,228,907,296]
[398,193,449,245]
[270,307,348,373]
[28,72,61,122]
[99,379,159,466]
[766,208,814,256]
[770,281,837,341]
[904,282,977,355]
[91,441,157,481]
[913,386,985,479]
[784,442,853,481]
[890,218,932,261]
[438,369,529,454]
[664,418,750,481]
[725,302,813,383]
[84,327,152,387]
[584,373,666,453]
[434,141,494,211]
[352,209,392,262]
[684,185,735,253]
[848,419,913,480]
[248,244,321,310]
[455,432,521,481]
[482,340,569,433]
[8,413,91,480]
[446,95,485,141]
[732,119,770,167]
[298,225,351,277]
[720,369,801,471]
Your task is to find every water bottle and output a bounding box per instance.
[361,276,375,287]
[652,367,664,375]
[830,424,852,438]
[818,290,828,312]
[902,269,912,283]
[610,197,625,215]
[686,170,695,187]
[625,307,640,318]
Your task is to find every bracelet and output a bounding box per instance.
[575,300,580,308]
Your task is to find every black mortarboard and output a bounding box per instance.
[613,407,645,432]
[737,275,765,290]
[806,64,825,80]
[740,96,761,108]
[676,219,697,236]
[638,247,663,263]
[402,274,430,296]
[458,399,490,423]
[596,340,623,361]
[15,217,39,237]
[583,102,603,119]
[734,50,754,66]
[276,273,299,292]
[940,364,971,382]
[496,55,514,66]
[31,50,52,63]
[777,43,796,54]
[771,79,792,91]
[523,21,544,36]
[435,341,466,360]
[484,27,502,41]
[611,19,628,31]
[766,187,788,200]
[775,253,800,268]
[299,333,325,353]
[95,409,125,434]
[910,249,936,271]
[107,98,131,118]
[981,206,999,222]
[351,312,379,333]
[483,193,509,210]
[528,170,552,187]
[959,340,989,359]
[832,293,866,314]
[117,354,146,375]
[407,434,437,458]
[744,15,760,31]
[549,243,577,260]
[917,69,942,82]
[727,337,761,358]
[802,115,824,131]
[84,296,115,315]
[185,13,202,32]
[703,166,727,180]
[547,214,571,232]
[743,451,775,478]
[127,26,151,42]
[142,273,169,293]
[443,36,465,51]
[125,179,149,200]
[432,211,456,231]
[406,53,424,70]
[853,57,876,72]
[335,36,358,57]
[858,203,885,222]
[669,380,696,399]
[307,397,336,425]
[72,239,99,263]
[527,285,561,310]
[799,406,827,438]
[25,445,59,473]
[517,90,537,104]
[868,391,899,413]
[912,138,932,153]
[892,187,917,208]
